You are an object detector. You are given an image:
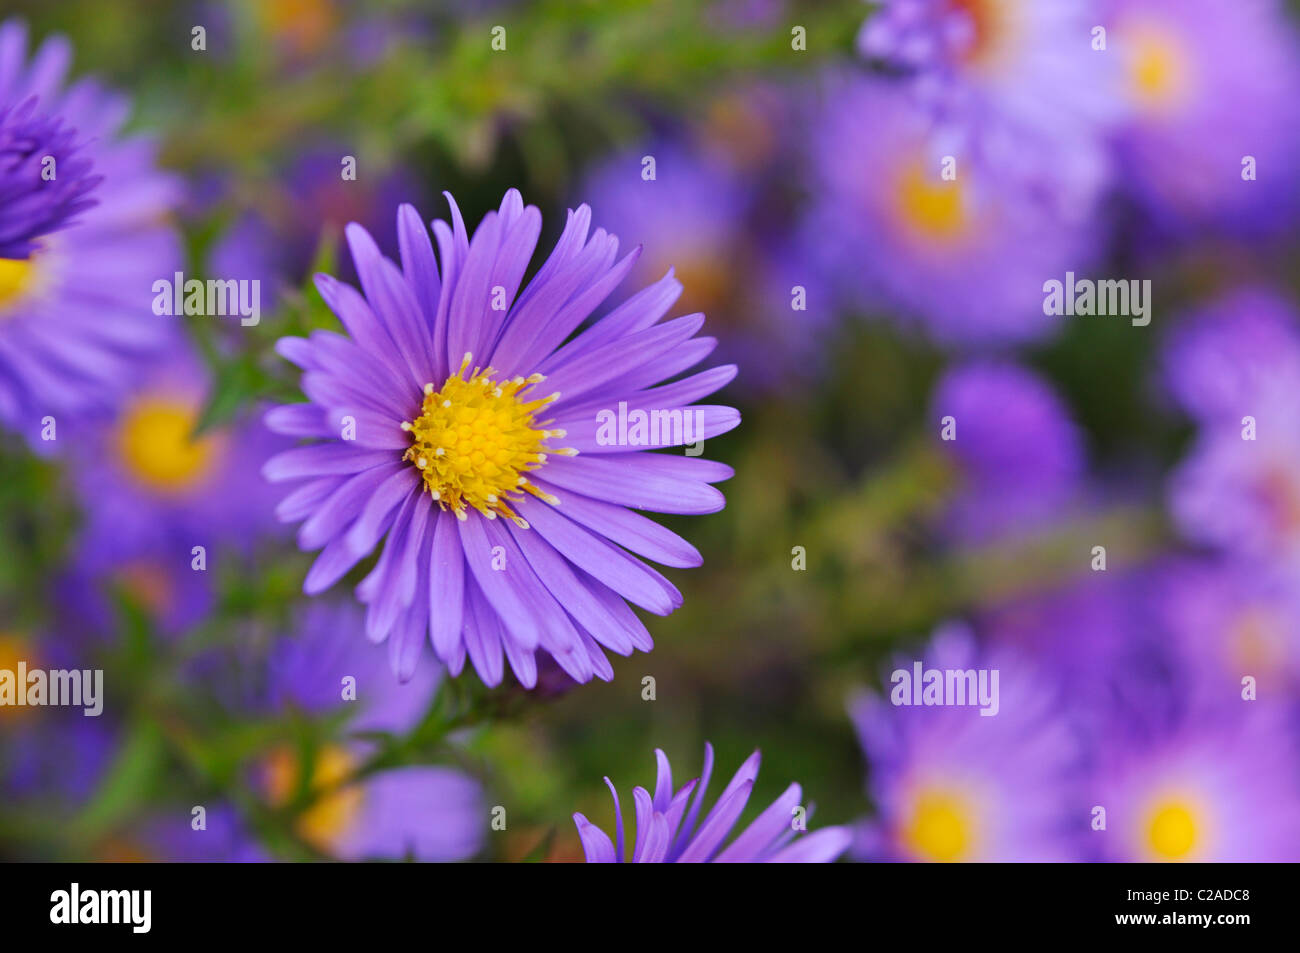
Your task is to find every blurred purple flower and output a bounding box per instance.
[1164,289,1300,563]
[1088,704,1300,861]
[851,624,1082,861]
[1107,0,1300,233]
[0,18,181,448]
[1162,287,1300,430]
[572,743,851,862]
[67,334,286,577]
[858,0,1117,215]
[931,360,1084,542]
[1152,557,1300,705]
[260,606,484,862]
[805,75,1099,345]
[264,190,738,686]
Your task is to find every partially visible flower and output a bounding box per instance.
[851,625,1082,862]
[1161,287,1300,430]
[571,743,851,863]
[0,18,181,447]
[1164,289,1300,564]
[257,601,483,862]
[805,75,1098,345]
[1152,557,1300,704]
[0,98,98,258]
[931,360,1083,542]
[858,0,1117,214]
[1089,704,1300,862]
[1169,422,1300,564]
[67,334,286,584]
[1107,0,1300,233]
[264,190,738,686]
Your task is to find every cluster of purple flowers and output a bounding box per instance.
[5,0,1300,865]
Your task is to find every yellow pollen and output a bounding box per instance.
[896,164,969,243]
[403,353,570,527]
[902,787,975,862]
[264,745,363,853]
[0,256,37,314]
[115,396,222,494]
[1128,28,1190,109]
[1144,798,1201,861]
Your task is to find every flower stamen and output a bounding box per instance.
[402,353,573,527]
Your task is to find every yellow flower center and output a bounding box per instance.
[264,745,363,852]
[895,164,969,243]
[902,787,976,862]
[115,396,222,495]
[1144,798,1202,861]
[402,353,570,527]
[1127,27,1190,110]
[0,256,37,314]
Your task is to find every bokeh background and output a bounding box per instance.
[3,0,1300,862]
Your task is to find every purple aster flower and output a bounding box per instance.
[1170,422,1300,564]
[931,360,1084,542]
[858,0,1118,215]
[1161,287,1300,430]
[259,604,484,862]
[1107,0,1300,233]
[0,97,99,258]
[264,190,739,686]
[67,334,287,575]
[0,19,182,447]
[1089,703,1300,861]
[1152,557,1300,705]
[581,141,825,390]
[805,75,1100,345]
[1163,289,1300,562]
[571,743,851,863]
[851,624,1082,862]
[255,748,484,862]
